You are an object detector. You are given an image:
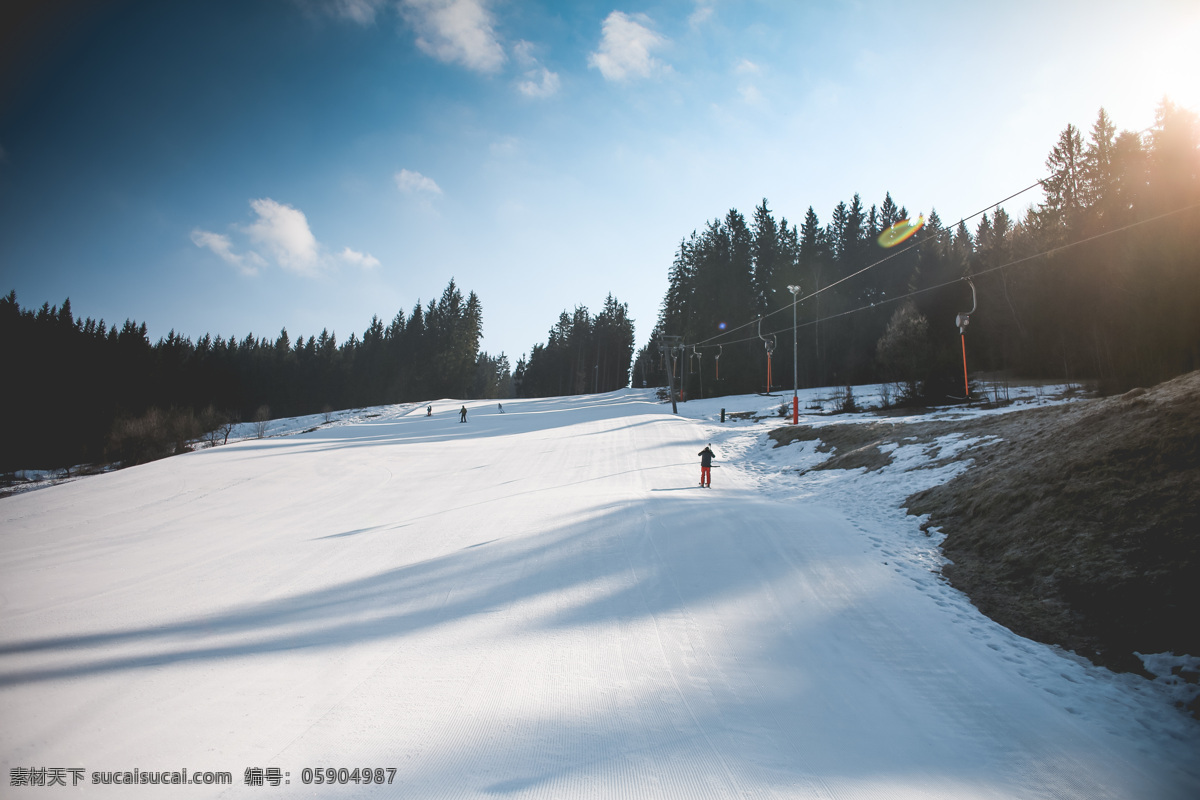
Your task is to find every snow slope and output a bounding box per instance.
[2,390,1197,798]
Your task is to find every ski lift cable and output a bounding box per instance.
[685,199,1200,350]
[681,110,1185,352]
[967,200,1200,281]
[688,178,1048,349]
[797,178,1048,311]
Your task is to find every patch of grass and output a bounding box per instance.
[770,372,1200,683]
[907,371,1200,676]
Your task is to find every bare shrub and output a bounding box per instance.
[199,406,241,447]
[219,414,237,445]
[200,405,223,447]
[830,385,858,414]
[879,382,893,409]
[253,405,271,439]
[167,408,200,452]
[108,407,200,465]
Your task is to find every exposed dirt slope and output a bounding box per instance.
[770,372,1200,679]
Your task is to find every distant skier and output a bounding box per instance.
[459,405,468,423]
[427,405,432,417]
[498,403,504,413]
[698,444,715,488]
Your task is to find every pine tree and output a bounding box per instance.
[1110,130,1147,223]
[827,201,848,264]
[750,199,780,315]
[726,208,755,320]
[1039,123,1087,236]
[879,192,901,230]
[952,220,973,268]
[1083,108,1118,224]
[799,206,826,385]
[662,235,696,339]
[594,294,635,392]
[842,193,867,273]
[1148,98,1200,212]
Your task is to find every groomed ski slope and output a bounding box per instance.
[2,390,1197,799]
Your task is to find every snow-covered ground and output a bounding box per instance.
[2,389,1197,798]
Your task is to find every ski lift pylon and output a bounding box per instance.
[956,277,977,400]
[758,317,777,394]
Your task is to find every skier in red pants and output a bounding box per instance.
[698,444,715,487]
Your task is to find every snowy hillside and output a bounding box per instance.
[2,390,1198,799]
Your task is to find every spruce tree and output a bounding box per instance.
[750,199,780,315]
[1083,108,1118,224]
[1039,123,1087,236]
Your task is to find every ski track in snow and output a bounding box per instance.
[1,389,1197,799]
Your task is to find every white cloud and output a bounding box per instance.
[298,0,388,25]
[244,198,321,276]
[334,0,388,24]
[395,168,443,195]
[190,229,265,276]
[192,198,375,278]
[513,40,560,98]
[689,1,716,27]
[517,66,561,98]
[399,0,505,73]
[339,246,381,269]
[489,136,519,157]
[738,84,762,105]
[735,60,763,105]
[306,0,505,73]
[512,39,536,68]
[588,11,667,82]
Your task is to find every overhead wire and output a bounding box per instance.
[680,112,1188,353]
[694,198,1200,350]
[686,178,1048,349]
[667,109,1190,357]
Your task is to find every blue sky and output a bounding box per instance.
[2,0,1197,364]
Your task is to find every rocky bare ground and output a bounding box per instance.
[769,372,1200,708]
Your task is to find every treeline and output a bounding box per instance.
[514,294,635,397]
[636,99,1200,401]
[1,279,512,471]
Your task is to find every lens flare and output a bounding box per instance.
[717,322,727,330]
[877,214,924,248]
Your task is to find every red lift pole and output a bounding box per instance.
[955,277,977,401]
[960,333,969,398]
[788,284,801,424]
[758,317,776,395]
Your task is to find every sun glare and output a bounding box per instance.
[1100,14,1200,127]
[878,215,925,249]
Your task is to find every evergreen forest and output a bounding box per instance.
[634,101,1200,404]
[1,279,499,470]
[514,294,637,398]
